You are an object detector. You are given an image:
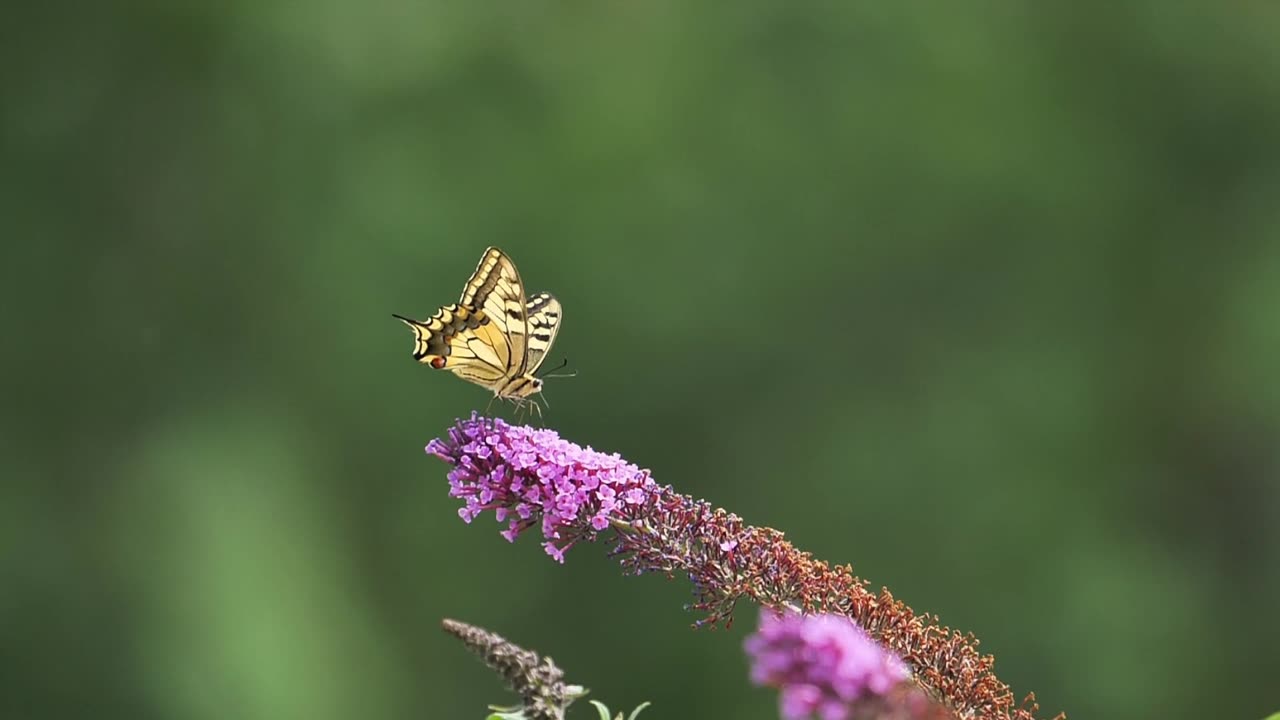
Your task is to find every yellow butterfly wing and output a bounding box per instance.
[395,247,539,394]
[522,292,562,375]
[392,304,511,390]
[458,247,527,373]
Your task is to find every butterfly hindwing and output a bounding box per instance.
[393,304,508,388]
[523,292,562,375]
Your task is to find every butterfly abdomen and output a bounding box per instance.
[496,373,540,399]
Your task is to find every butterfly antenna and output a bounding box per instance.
[538,357,578,379]
[536,357,570,377]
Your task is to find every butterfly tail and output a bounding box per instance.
[392,313,438,365]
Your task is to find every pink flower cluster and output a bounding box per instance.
[428,414,660,562]
[745,610,910,720]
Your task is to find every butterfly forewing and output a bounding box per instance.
[459,247,527,373]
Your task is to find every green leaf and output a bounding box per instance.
[1260,714,1280,720]
[628,702,653,720]
[588,700,612,720]
[484,709,525,720]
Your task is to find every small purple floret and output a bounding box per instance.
[429,414,660,562]
[744,610,909,720]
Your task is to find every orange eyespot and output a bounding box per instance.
[431,356,447,369]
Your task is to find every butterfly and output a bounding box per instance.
[394,247,564,413]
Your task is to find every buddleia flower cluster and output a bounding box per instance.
[427,415,658,562]
[429,414,1063,720]
[745,609,952,720]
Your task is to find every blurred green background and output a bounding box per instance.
[4,2,1280,719]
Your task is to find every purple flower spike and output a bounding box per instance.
[427,417,1059,720]
[429,414,660,562]
[745,610,910,720]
